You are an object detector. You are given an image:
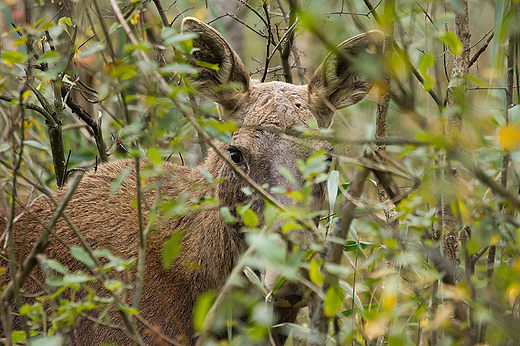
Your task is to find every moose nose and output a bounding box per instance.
[286,294,303,307]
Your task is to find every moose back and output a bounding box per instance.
[0,17,383,345]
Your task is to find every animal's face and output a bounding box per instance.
[216,81,329,211]
[182,17,383,307]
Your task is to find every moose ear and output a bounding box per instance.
[308,30,385,127]
[181,17,250,111]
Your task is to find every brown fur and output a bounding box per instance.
[0,18,383,345]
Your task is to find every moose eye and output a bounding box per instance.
[227,147,244,164]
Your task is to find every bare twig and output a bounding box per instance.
[62,86,108,162]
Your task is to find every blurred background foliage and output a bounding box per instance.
[0,0,519,345]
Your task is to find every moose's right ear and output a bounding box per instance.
[181,17,250,111]
[308,30,385,128]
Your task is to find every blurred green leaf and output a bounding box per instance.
[1,50,27,65]
[162,231,184,269]
[110,166,133,196]
[324,286,343,317]
[439,31,463,55]
[70,247,96,267]
[220,207,238,225]
[193,291,215,332]
[237,206,259,227]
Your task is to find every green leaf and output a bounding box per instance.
[46,276,64,286]
[70,247,96,267]
[104,279,123,291]
[327,170,339,215]
[220,207,238,225]
[1,50,27,65]
[179,39,194,54]
[110,165,133,196]
[324,286,344,317]
[12,331,29,343]
[118,304,138,315]
[309,260,324,285]
[37,50,61,64]
[31,335,64,346]
[237,206,258,227]
[193,291,215,332]
[148,148,162,165]
[159,63,198,75]
[40,21,54,30]
[162,231,184,269]
[199,168,213,183]
[24,140,48,150]
[418,54,435,91]
[58,16,73,27]
[124,43,150,52]
[45,259,68,274]
[79,42,105,58]
[63,273,94,284]
[339,280,365,312]
[439,31,462,55]
[161,29,198,45]
[196,60,219,71]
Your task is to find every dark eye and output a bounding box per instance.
[228,147,244,164]
[295,102,302,109]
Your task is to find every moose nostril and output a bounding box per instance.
[285,294,303,307]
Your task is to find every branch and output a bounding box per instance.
[152,0,170,27]
[468,31,494,68]
[309,164,370,344]
[0,94,54,122]
[62,86,108,162]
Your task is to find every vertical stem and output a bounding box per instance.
[132,157,145,337]
[261,2,272,83]
[441,0,470,324]
[280,0,296,83]
[375,0,398,228]
[479,12,516,342]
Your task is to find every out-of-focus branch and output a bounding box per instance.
[309,163,370,344]
[441,0,471,326]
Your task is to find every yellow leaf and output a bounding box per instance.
[130,13,140,25]
[499,125,520,150]
[506,283,520,306]
[73,47,80,65]
[490,235,500,246]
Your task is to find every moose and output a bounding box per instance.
[0,17,383,345]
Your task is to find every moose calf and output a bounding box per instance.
[0,17,383,345]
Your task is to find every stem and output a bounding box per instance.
[260,2,272,83]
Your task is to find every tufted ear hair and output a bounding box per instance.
[181,17,250,111]
[308,30,385,128]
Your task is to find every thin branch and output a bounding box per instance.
[62,85,108,162]
[468,31,494,68]
[261,2,273,82]
[152,0,170,27]
[0,94,53,123]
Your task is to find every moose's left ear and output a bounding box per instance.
[308,30,385,127]
[182,17,250,111]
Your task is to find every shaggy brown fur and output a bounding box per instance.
[0,18,383,345]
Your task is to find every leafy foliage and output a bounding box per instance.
[0,0,519,345]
